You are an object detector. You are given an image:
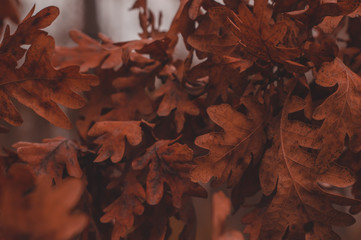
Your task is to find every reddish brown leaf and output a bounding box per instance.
[206,4,302,66]
[191,97,266,187]
[0,7,98,129]
[100,170,145,239]
[88,121,144,163]
[0,164,87,240]
[12,137,86,184]
[257,80,359,239]
[132,139,206,208]
[312,58,361,170]
[154,73,199,133]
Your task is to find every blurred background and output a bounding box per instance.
[1,1,361,239]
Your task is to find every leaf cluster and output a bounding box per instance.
[1,0,361,239]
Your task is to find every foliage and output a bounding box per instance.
[1,0,361,239]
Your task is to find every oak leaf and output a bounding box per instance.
[154,64,199,133]
[257,80,359,239]
[132,139,206,208]
[312,58,361,170]
[88,121,144,163]
[0,7,98,129]
[54,29,167,72]
[54,30,124,72]
[12,136,86,184]
[207,2,301,67]
[0,164,87,240]
[100,170,145,239]
[191,97,266,187]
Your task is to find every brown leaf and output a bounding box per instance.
[313,58,361,170]
[132,139,206,208]
[206,4,301,66]
[257,79,359,239]
[191,97,266,187]
[12,137,85,184]
[154,72,199,133]
[0,7,98,128]
[54,30,123,72]
[88,121,144,163]
[0,164,87,240]
[100,170,145,239]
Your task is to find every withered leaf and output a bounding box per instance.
[100,170,145,239]
[12,136,85,184]
[54,30,166,72]
[0,7,98,128]
[313,58,361,170]
[88,121,144,163]
[132,139,206,208]
[54,30,123,72]
[207,3,301,67]
[0,164,87,240]
[191,97,266,187]
[258,80,359,239]
[154,69,199,133]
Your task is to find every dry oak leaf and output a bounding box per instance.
[212,191,244,240]
[75,76,114,140]
[100,170,145,240]
[13,136,86,184]
[312,58,361,171]
[207,2,302,68]
[54,30,162,72]
[0,5,58,60]
[0,6,65,127]
[1,34,98,128]
[12,34,98,128]
[154,76,199,133]
[54,30,123,72]
[258,80,359,240]
[193,56,252,104]
[187,12,241,58]
[132,139,206,208]
[191,97,266,187]
[0,164,87,240]
[88,121,144,163]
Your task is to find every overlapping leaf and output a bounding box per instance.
[205,2,302,68]
[0,7,99,129]
[88,121,144,163]
[257,80,359,239]
[191,97,266,187]
[132,139,206,208]
[100,170,145,239]
[13,136,86,184]
[312,58,361,171]
[154,63,199,133]
[0,164,87,240]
